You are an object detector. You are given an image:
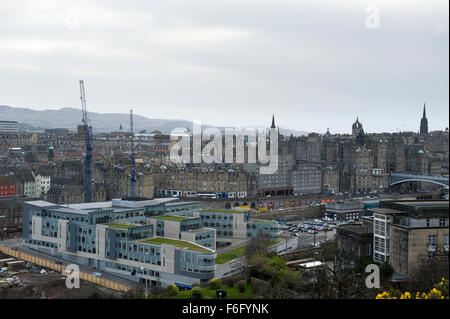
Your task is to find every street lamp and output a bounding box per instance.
[140,266,148,299]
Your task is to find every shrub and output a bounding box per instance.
[209,277,222,290]
[166,284,178,296]
[222,277,234,288]
[191,286,203,299]
[237,280,246,293]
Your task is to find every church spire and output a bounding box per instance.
[271,114,276,129]
[420,103,428,135]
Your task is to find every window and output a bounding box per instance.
[428,235,437,246]
[439,218,446,227]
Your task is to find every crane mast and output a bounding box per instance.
[130,109,136,198]
[79,80,92,203]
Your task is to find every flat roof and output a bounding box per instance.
[165,201,201,207]
[104,222,140,229]
[370,208,405,215]
[150,215,192,222]
[24,200,58,208]
[67,202,112,210]
[46,207,91,215]
[139,237,212,253]
[201,209,247,214]
[111,197,177,208]
[393,201,449,207]
[183,228,214,233]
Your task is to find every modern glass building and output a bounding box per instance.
[22,199,216,287]
[21,199,279,287]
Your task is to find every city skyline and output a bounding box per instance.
[0,103,446,135]
[0,0,448,134]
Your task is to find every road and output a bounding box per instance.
[295,231,335,249]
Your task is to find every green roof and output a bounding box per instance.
[139,238,211,253]
[104,223,137,229]
[151,215,190,222]
[201,209,247,214]
[216,245,246,264]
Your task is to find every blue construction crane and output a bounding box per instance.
[79,80,92,203]
[130,109,136,198]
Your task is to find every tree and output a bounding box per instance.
[408,244,449,293]
[191,287,203,299]
[209,278,222,290]
[166,284,178,296]
[237,280,246,293]
[306,244,381,299]
[244,231,273,260]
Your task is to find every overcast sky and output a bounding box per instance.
[0,0,448,134]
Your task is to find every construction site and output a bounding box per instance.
[0,250,126,299]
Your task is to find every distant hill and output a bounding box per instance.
[0,105,200,133]
[0,105,309,136]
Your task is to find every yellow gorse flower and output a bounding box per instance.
[376,278,449,299]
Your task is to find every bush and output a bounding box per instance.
[237,280,246,293]
[209,277,222,290]
[166,284,178,296]
[191,286,203,299]
[222,277,234,288]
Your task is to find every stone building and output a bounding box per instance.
[336,223,373,269]
[291,163,322,195]
[370,200,449,277]
[352,117,364,136]
[154,165,251,197]
[322,165,340,194]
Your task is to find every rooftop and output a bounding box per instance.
[392,201,449,208]
[47,207,92,215]
[183,227,214,233]
[150,215,191,222]
[139,237,212,253]
[201,209,247,214]
[104,222,139,229]
[370,208,406,215]
[24,200,58,208]
[165,201,201,207]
